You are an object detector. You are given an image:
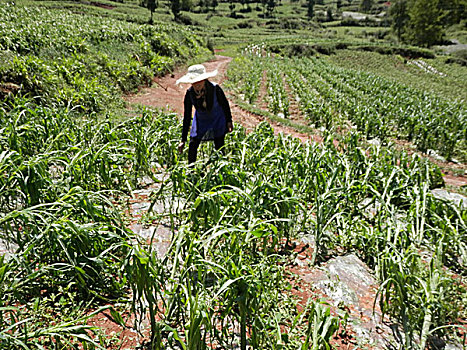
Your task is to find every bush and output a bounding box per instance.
[445,56,467,66]
[267,42,348,57]
[312,42,348,54]
[175,13,199,25]
[354,45,435,58]
[267,43,319,57]
[236,21,254,29]
[280,18,305,29]
[340,17,362,26]
[206,37,215,53]
[372,29,389,39]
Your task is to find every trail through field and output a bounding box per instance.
[126,55,314,143]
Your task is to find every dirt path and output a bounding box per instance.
[126,55,315,143]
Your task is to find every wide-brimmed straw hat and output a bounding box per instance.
[176,64,218,85]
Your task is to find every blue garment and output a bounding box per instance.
[190,83,227,141]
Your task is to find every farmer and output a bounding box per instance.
[176,64,233,164]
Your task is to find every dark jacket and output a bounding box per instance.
[181,81,232,142]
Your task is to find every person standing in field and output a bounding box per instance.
[176,64,233,164]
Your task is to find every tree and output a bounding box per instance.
[266,0,277,17]
[336,0,342,10]
[181,0,193,11]
[406,0,445,46]
[171,0,181,20]
[307,0,315,18]
[439,0,466,26]
[389,0,409,40]
[141,0,157,24]
[360,0,373,12]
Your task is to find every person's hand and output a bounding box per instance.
[227,122,233,133]
[178,141,185,154]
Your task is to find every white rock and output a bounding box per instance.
[427,149,447,162]
[367,138,381,146]
[431,189,467,209]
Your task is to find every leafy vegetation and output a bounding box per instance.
[0,0,466,348]
[227,52,467,161]
[121,112,465,349]
[0,3,210,112]
[390,0,466,47]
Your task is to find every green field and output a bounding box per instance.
[1,0,466,349]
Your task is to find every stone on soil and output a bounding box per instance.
[129,223,172,258]
[297,252,396,349]
[0,238,17,260]
[431,189,467,209]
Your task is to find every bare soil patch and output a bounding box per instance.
[90,1,116,9]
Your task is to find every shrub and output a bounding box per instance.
[176,13,199,25]
[340,17,362,26]
[445,56,467,66]
[312,42,348,55]
[354,45,435,58]
[237,21,254,29]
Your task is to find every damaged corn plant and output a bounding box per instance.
[1,102,466,348]
[129,118,466,349]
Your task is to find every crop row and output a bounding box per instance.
[0,4,200,58]
[1,92,466,347]
[227,54,466,161]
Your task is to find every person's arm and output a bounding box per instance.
[179,90,193,153]
[216,85,233,132]
[182,90,193,142]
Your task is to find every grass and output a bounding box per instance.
[226,53,466,161]
[327,49,467,102]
